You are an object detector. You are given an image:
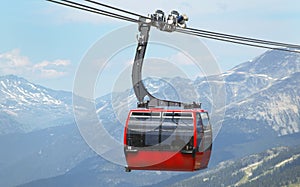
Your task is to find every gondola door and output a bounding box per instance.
[201,112,212,152]
[198,112,212,169]
[192,112,212,170]
[196,112,204,152]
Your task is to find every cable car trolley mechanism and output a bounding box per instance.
[46,0,300,173]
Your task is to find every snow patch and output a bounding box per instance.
[275,154,300,168]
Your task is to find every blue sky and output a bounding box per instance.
[1,0,299,95]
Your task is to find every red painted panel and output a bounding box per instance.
[125,150,210,171]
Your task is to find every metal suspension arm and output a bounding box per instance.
[132,17,200,109]
[132,20,153,106]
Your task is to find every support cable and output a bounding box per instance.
[46,0,300,53]
[46,0,139,23]
[176,29,300,53]
[84,0,148,19]
[181,27,300,49]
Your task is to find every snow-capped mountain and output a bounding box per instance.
[196,49,300,105]
[0,75,74,134]
[220,50,300,136]
[232,49,300,78]
[225,72,300,136]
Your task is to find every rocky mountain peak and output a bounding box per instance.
[231,49,300,79]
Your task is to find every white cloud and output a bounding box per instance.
[1,49,30,67]
[35,69,66,79]
[33,59,71,79]
[0,49,31,75]
[0,49,71,79]
[51,59,70,66]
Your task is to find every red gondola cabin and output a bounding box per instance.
[124,108,212,172]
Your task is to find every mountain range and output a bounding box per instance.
[0,75,74,134]
[0,49,300,186]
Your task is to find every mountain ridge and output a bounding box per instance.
[0,74,74,134]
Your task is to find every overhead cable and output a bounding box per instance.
[176,29,300,53]
[46,0,300,53]
[84,0,148,19]
[182,27,300,49]
[46,0,139,23]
